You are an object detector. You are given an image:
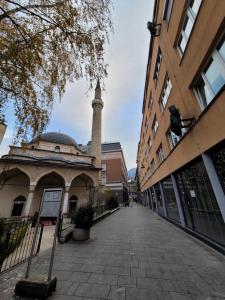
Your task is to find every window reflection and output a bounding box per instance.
[175,159,225,247]
[162,176,180,223]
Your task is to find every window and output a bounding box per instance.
[55,146,60,152]
[148,96,153,110]
[150,159,155,173]
[175,159,225,246]
[178,0,202,55]
[160,77,172,111]
[163,0,174,21]
[147,136,152,150]
[152,115,159,135]
[11,196,26,217]
[195,37,225,109]
[144,117,148,128]
[156,144,164,163]
[167,129,180,149]
[102,163,106,171]
[153,47,162,81]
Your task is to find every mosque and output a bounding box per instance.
[0,81,104,218]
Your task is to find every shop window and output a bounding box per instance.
[153,47,162,81]
[154,183,164,216]
[162,176,180,223]
[195,37,225,109]
[175,159,225,246]
[178,0,202,55]
[11,196,26,217]
[160,77,172,111]
[211,144,225,196]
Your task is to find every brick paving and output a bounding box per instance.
[1,204,225,299]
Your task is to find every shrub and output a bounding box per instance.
[105,195,118,210]
[72,205,94,230]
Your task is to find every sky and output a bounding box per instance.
[0,0,154,171]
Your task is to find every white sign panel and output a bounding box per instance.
[40,189,62,217]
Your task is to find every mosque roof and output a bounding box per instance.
[30,132,79,147]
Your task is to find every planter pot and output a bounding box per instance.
[72,228,90,241]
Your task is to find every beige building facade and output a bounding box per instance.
[0,82,103,219]
[137,0,225,252]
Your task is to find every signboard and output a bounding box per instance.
[190,190,196,198]
[40,189,62,217]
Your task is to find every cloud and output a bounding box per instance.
[1,0,154,171]
[49,0,154,169]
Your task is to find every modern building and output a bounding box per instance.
[101,142,128,203]
[81,141,128,203]
[137,0,225,252]
[0,81,104,219]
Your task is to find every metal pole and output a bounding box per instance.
[48,190,63,281]
[25,191,45,279]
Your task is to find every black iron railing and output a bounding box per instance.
[0,216,43,273]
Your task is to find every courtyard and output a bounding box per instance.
[1,204,225,300]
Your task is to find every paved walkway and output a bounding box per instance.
[1,204,225,300]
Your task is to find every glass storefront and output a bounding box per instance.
[175,159,225,247]
[211,145,225,195]
[150,187,157,211]
[154,183,164,216]
[147,190,152,209]
[162,176,180,223]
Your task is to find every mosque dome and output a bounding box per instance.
[31,132,78,147]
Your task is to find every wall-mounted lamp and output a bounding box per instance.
[147,21,161,37]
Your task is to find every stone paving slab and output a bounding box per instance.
[1,204,225,299]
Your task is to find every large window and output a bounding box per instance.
[211,143,225,196]
[167,129,180,150]
[154,183,164,216]
[153,47,162,81]
[160,77,172,111]
[163,0,174,22]
[156,144,164,164]
[195,38,225,109]
[152,115,159,135]
[175,159,225,247]
[178,0,202,55]
[162,176,180,223]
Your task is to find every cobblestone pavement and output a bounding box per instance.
[1,204,225,300]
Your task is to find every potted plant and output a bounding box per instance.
[72,205,94,241]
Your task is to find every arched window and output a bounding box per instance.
[69,195,78,215]
[55,146,60,152]
[11,196,26,217]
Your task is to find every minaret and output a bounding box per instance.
[91,80,103,168]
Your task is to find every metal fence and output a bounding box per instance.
[0,216,43,273]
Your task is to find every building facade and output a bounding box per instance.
[137,0,225,252]
[101,142,128,203]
